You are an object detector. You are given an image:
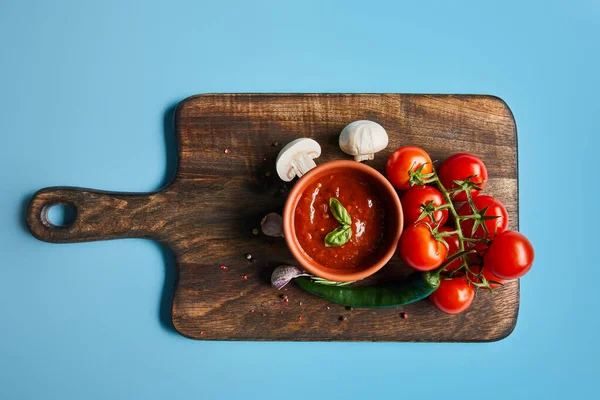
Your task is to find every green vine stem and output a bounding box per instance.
[423,172,494,289]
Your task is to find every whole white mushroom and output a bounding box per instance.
[339,120,389,162]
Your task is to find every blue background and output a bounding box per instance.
[1,0,598,398]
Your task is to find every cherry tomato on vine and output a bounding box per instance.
[438,153,488,201]
[429,276,475,314]
[401,186,448,227]
[398,223,447,271]
[484,230,534,280]
[458,195,509,239]
[386,146,433,190]
[439,227,461,271]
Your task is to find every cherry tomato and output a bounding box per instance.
[429,277,475,314]
[386,146,433,190]
[438,153,488,201]
[484,230,534,279]
[399,223,448,271]
[439,227,461,271]
[458,195,509,239]
[401,186,448,227]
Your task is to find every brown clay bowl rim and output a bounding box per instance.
[283,160,403,282]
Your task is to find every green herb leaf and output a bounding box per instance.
[324,225,352,247]
[329,198,352,226]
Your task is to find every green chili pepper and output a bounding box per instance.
[295,272,440,308]
[295,250,473,308]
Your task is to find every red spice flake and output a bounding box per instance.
[326,306,331,310]
[200,331,205,335]
[224,148,231,154]
[281,295,289,303]
[261,313,266,317]
[401,313,408,319]
[280,311,284,314]
[299,301,303,306]
[298,316,303,321]
[219,265,228,270]
[242,275,248,281]
[249,309,255,313]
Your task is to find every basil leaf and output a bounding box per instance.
[324,225,352,247]
[329,198,352,226]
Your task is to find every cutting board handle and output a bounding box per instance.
[27,187,165,243]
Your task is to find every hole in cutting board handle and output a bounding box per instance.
[44,203,77,228]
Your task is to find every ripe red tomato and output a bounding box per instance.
[439,227,461,271]
[401,186,448,227]
[429,277,475,314]
[386,146,433,190]
[484,230,534,279]
[438,153,488,201]
[399,223,448,271]
[458,195,509,239]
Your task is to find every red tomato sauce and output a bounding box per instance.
[294,172,386,269]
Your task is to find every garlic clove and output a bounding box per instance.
[261,212,284,237]
[271,265,308,290]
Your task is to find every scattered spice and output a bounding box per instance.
[262,313,266,317]
[242,275,248,281]
[339,316,348,321]
[299,301,303,306]
[252,228,259,235]
[272,141,279,147]
[326,306,331,310]
[298,316,303,321]
[224,148,231,154]
[220,265,228,270]
[280,311,284,314]
[249,309,255,313]
[200,331,205,335]
[246,253,252,260]
[263,157,267,162]
[284,297,289,303]
[401,313,408,319]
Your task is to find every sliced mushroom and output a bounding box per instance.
[275,138,321,182]
[339,120,388,162]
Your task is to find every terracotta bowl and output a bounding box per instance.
[283,160,403,282]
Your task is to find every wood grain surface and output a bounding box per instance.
[27,94,519,341]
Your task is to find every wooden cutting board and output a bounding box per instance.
[27,94,519,342]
